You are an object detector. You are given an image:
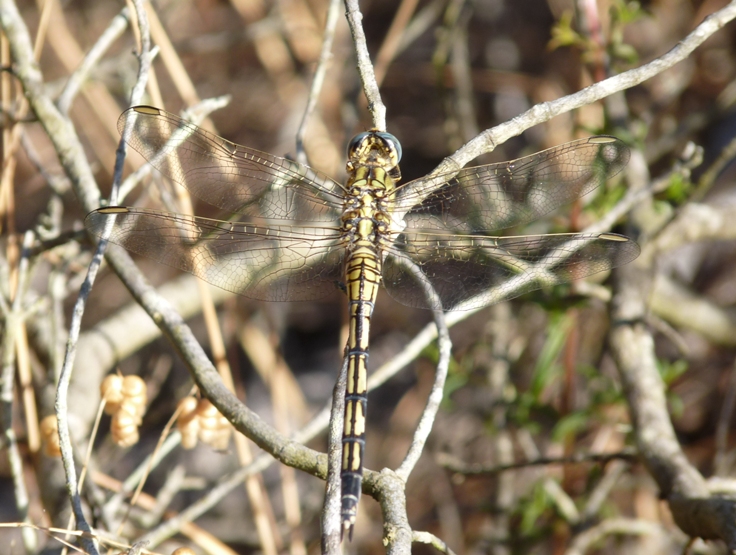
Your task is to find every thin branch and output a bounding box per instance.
[564,518,672,555]
[428,0,736,175]
[57,7,130,115]
[99,244,327,547]
[103,432,180,520]
[0,231,37,553]
[0,2,103,552]
[413,530,459,555]
[580,460,630,521]
[610,249,736,547]
[436,448,637,475]
[322,357,348,553]
[295,0,341,165]
[394,308,449,481]
[393,254,451,481]
[373,0,419,86]
[133,381,350,549]
[371,469,412,554]
[343,0,386,130]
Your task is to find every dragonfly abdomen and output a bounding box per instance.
[341,245,381,534]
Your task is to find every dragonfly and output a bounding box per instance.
[86,105,640,536]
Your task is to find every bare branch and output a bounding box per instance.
[610,257,736,547]
[344,0,387,130]
[295,0,341,166]
[57,8,130,115]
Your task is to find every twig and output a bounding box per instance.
[580,460,630,521]
[322,358,348,553]
[564,518,670,555]
[295,0,341,165]
[104,433,180,519]
[0,522,145,555]
[55,0,150,553]
[344,0,387,130]
[373,0,419,86]
[0,5,82,552]
[115,402,187,535]
[99,244,328,548]
[437,448,637,475]
[394,304,449,481]
[393,254,451,481]
[413,530,458,555]
[57,7,130,115]
[610,250,736,546]
[0,231,37,553]
[428,0,736,174]
[129,392,338,550]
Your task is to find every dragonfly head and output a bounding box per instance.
[346,130,402,180]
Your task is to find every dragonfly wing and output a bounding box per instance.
[86,207,345,302]
[119,106,345,222]
[394,136,630,233]
[382,231,640,310]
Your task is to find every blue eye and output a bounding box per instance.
[377,132,402,162]
[347,132,369,155]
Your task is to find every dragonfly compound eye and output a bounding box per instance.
[347,132,370,158]
[376,132,402,163]
[346,131,402,170]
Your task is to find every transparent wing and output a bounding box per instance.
[394,136,630,233]
[382,231,640,310]
[86,207,345,302]
[118,106,345,222]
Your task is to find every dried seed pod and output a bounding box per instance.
[104,374,147,447]
[121,395,146,420]
[100,374,124,415]
[209,420,232,451]
[118,398,144,425]
[111,408,140,447]
[122,375,147,409]
[122,374,146,397]
[40,415,60,457]
[196,399,231,449]
[177,397,200,449]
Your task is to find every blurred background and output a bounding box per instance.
[4,0,736,553]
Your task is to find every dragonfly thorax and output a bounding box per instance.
[341,165,398,249]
